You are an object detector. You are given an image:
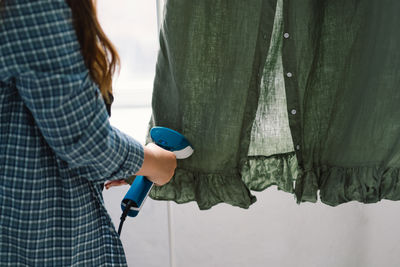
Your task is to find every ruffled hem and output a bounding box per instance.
[149,151,400,208]
[295,165,400,206]
[149,168,257,210]
[240,152,299,193]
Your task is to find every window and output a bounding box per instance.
[97,0,165,142]
[97,0,162,108]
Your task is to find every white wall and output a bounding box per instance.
[105,108,400,267]
[170,193,400,267]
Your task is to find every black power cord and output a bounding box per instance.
[118,200,134,235]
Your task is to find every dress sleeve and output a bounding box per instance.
[0,0,144,181]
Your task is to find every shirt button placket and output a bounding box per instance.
[284,32,296,117]
[283,31,301,153]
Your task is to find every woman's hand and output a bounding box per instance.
[105,143,177,189]
[135,143,177,186]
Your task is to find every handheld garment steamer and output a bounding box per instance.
[118,127,194,235]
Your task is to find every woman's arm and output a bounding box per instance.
[0,0,175,183]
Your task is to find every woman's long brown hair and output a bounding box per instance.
[66,0,120,104]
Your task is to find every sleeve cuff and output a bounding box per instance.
[108,126,144,180]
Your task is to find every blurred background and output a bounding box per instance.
[98,1,400,266]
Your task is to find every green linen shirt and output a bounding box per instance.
[148,0,400,209]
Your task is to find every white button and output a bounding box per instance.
[284,33,290,39]
[286,72,293,78]
[296,145,300,150]
[291,109,297,115]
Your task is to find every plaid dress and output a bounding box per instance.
[0,0,144,266]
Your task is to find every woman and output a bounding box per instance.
[0,0,176,266]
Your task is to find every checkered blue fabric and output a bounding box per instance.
[0,0,144,266]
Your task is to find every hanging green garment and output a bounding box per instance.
[148,0,400,209]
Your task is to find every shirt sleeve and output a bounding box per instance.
[0,0,144,181]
